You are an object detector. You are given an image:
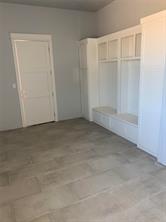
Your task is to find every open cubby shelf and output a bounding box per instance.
[99,61,118,110]
[93,106,138,144]
[93,107,138,126]
[120,59,140,116]
[98,32,142,62]
[93,106,117,116]
[111,113,138,126]
[96,26,141,144]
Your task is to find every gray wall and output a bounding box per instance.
[3,0,166,130]
[97,0,166,36]
[0,3,97,130]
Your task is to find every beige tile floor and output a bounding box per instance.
[0,118,166,222]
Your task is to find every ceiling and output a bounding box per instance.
[0,0,114,11]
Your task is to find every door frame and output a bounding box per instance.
[11,33,58,127]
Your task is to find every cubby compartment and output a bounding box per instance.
[93,106,117,115]
[94,26,141,145]
[98,61,118,110]
[79,16,166,164]
[121,35,135,58]
[93,108,138,144]
[98,42,108,61]
[114,113,138,125]
[108,39,118,60]
[120,59,140,116]
[135,33,142,57]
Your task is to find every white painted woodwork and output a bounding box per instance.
[112,113,138,125]
[121,35,135,58]
[81,11,166,165]
[12,37,56,127]
[111,114,138,144]
[108,39,118,60]
[93,110,110,130]
[93,106,117,116]
[79,43,87,69]
[98,42,108,61]
[135,33,142,57]
[158,71,166,165]
[138,11,166,157]
[80,25,141,145]
[79,39,98,121]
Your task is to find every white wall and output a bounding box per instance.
[97,0,166,35]
[0,3,97,130]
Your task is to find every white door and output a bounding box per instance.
[13,40,55,127]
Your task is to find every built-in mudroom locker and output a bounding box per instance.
[79,10,166,166]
